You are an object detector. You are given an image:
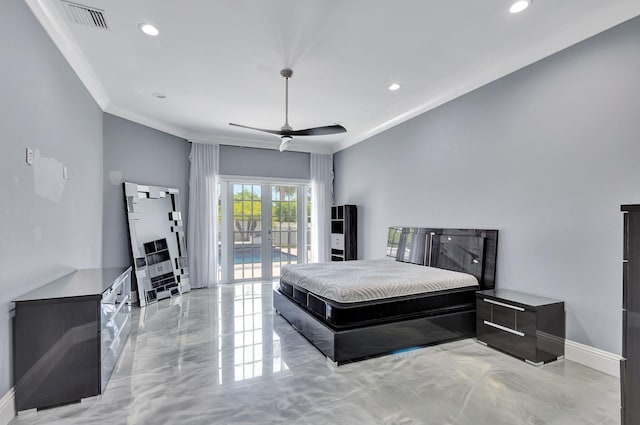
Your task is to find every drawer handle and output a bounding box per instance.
[483,298,525,311]
[483,320,525,337]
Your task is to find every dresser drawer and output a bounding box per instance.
[101,303,131,357]
[101,293,130,328]
[101,316,131,392]
[101,274,130,325]
[477,319,536,361]
[477,298,536,336]
[331,233,344,250]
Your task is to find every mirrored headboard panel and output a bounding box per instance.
[389,227,498,290]
[397,227,429,265]
[432,233,486,285]
[386,227,402,258]
[124,182,190,306]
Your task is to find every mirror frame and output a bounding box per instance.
[124,182,190,306]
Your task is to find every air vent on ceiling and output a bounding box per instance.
[61,1,109,30]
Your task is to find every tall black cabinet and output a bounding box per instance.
[621,204,640,424]
[330,205,357,261]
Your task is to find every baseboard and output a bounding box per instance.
[0,388,15,425]
[565,339,621,378]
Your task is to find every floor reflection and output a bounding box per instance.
[131,281,289,387]
[220,283,288,383]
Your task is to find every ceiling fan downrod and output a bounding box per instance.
[281,68,293,132]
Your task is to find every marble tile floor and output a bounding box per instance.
[12,282,620,425]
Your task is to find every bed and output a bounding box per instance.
[273,227,498,364]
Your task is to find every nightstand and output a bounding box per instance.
[476,289,565,365]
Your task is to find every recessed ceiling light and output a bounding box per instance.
[152,92,166,99]
[509,0,531,14]
[139,23,159,36]
[388,83,401,91]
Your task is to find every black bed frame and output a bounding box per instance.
[273,227,499,364]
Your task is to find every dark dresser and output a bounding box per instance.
[621,204,640,425]
[476,289,565,365]
[13,267,132,412]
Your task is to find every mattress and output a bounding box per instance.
[280,259,479,304]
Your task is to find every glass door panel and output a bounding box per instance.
[271,185,299,278]
[223,181,308,283]
[232,184,262,281]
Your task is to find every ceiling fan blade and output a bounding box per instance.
[287,125,347,136]
[229,122,285,136]
[230,123,346,137]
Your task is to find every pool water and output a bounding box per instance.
[231,248,297,264]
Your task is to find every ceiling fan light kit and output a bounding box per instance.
[229,69,347,152]
[279,136,293,152]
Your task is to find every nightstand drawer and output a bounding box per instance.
[477,319,536,361]
[516,310,536,335]
[476,298,536,336]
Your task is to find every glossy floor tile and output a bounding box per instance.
[11,282,620,425]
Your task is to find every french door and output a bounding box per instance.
[220,180,310,283]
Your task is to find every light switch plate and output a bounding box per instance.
[26,148,33,165]
[63,166,68,180]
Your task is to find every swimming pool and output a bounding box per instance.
[230,248,297,264]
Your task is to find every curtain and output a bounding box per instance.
[187,142,219,288]
[310,153,333,263]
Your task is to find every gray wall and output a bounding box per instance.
[102,114,190,268]
[220,145,310,180]
[0,0,104,395]
[334,17,640,355]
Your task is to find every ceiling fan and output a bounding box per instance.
[229,69,347,152]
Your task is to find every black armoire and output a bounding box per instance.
[621,204,640,424]
[330,205,357,261]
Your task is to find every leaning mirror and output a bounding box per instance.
[124,182,190,306]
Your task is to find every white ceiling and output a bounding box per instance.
[25,0,640,153]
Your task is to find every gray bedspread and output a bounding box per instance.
[281,259,478,303]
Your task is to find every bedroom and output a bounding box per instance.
[1,0,640,424]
